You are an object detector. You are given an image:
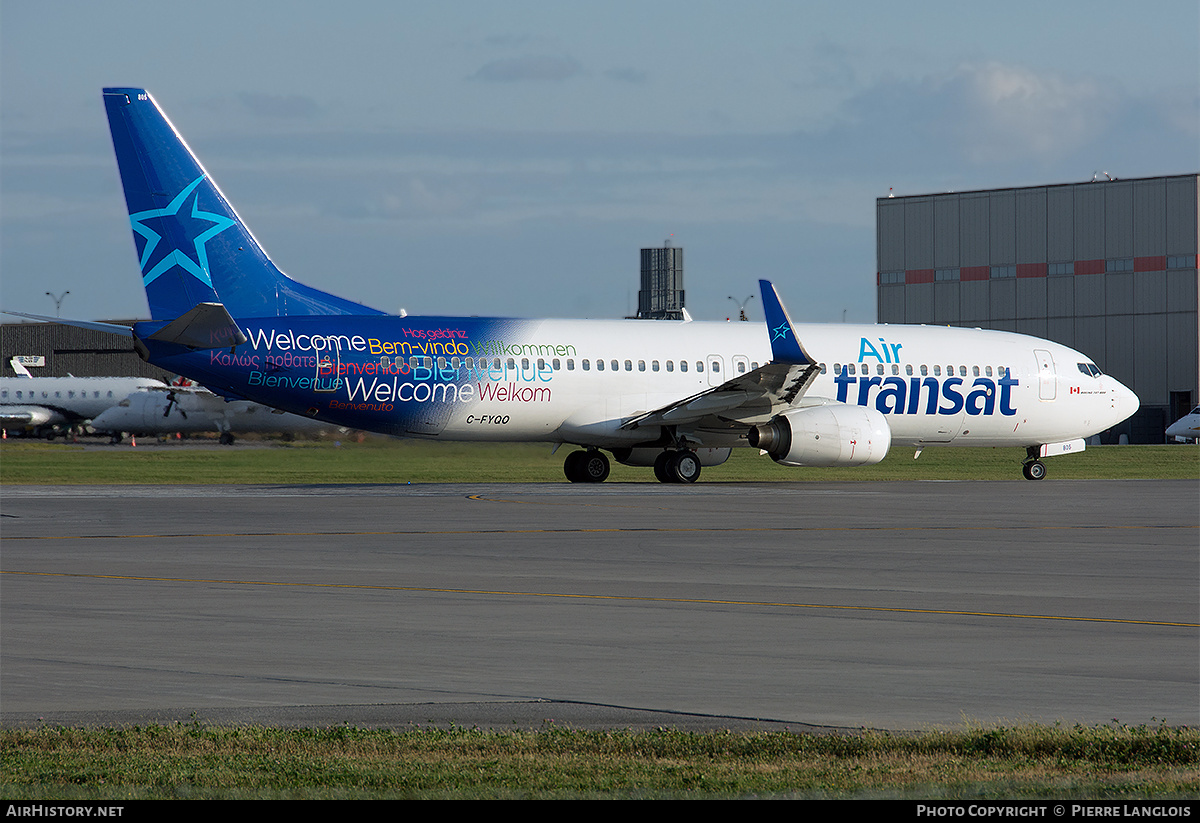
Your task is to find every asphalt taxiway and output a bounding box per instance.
[1,480,1196,731]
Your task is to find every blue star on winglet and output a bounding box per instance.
[129,174,236,288]
[771,323,791,342]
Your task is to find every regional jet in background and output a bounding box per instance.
[1166,407,1200,442]
[13,87,1141,481]
[91,384,337,444]
[0,363,166,438]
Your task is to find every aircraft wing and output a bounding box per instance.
[621,280,821,431]
[621,361,819,430]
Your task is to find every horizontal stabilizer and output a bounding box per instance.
[146,302,247,350]
[2,311,134,338]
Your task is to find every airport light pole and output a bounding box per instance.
[46,291,69,317]
[728,294,754,321]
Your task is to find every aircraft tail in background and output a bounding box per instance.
[102,88,385,321]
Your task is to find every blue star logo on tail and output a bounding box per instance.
[129,174,236,288]
[771,323,791,343]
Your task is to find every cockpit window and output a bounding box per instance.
[1077,362,1102,377]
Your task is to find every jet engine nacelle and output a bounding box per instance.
[748,404,891,467]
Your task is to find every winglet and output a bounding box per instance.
[758,280,813,365]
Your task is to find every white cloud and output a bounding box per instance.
[948,62,1116,163]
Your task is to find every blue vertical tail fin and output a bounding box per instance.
[758,279,814,365]
[103,88,385,321]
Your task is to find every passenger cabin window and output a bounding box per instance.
[666,361,674,372]
[680,361,688,372]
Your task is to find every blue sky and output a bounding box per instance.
[2,1,1196,324]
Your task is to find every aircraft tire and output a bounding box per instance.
[564,450,584,482]
[1022,460,1046,480]
[653,451,673,483]
[565,450,610,483]
[669,450,702,484]
[580,450,610,483]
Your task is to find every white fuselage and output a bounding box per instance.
[302,317,1137,450]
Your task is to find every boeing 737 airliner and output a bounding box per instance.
[20,88,1142,482]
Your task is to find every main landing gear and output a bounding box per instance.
[564,449,610,483]
[1022,446,1046,480]
[653,449,702,484]
[561,447,704,484]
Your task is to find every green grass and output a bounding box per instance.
[0,437,1196,485]
[1,721,1196,799]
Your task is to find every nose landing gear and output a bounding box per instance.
[1022,446,1046,480]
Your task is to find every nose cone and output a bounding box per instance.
[89,408,124,432]
[1108,377,1140,428]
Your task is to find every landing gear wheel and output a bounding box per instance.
[219,431,235,445]
[565,449,610,483]
[1022,460,1046,480]
[668,450,702,484]
[653,450,673,483]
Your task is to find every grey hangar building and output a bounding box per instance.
[875,173,1199,443]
